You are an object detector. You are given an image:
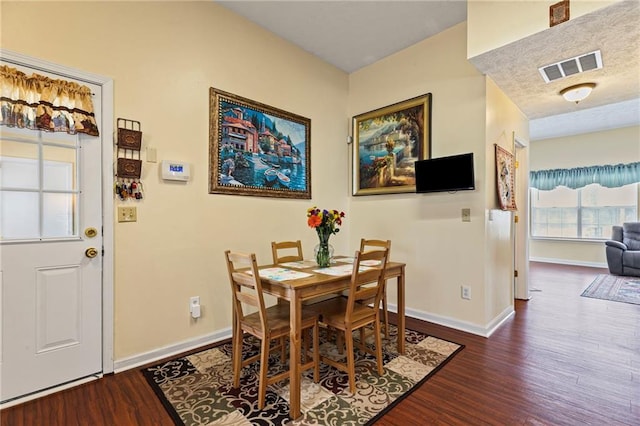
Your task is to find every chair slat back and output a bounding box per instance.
[225,250,267,328]
[345,249,389,321]
[359,238,391,258]
[271,240,304,264]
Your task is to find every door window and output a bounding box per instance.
[1,128,79,241]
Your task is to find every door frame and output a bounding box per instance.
[513,134,530,300]
[1,49,115,375]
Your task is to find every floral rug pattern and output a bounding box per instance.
[581,274,640,305]
[142,324,463,425]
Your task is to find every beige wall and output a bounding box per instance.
[1,1,350,360]
[2,1,533,363]
[467,0,619,58]
[348,23,526,331]
[529,125,640,265]
[531,126,640,169]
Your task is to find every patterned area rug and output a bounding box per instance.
[142,324,463,425]
[581,274,640,305]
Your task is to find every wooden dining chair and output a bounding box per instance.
[271,240,304,264]
[224,250,320,409]
[272,240,339,307]
[271,240,302,313]
[309,248,389,394]
[360,239,392,338]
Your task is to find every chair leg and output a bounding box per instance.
[382,284,389,338]
[337,330,344,354]
[327,327,335,344]
[345,328,356,394]
[303,329,310,363]
[232,329,243,388]
[258,337,270,409]
[280,336,286,363]
[373,317,384,376]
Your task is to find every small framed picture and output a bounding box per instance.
[495,144,517,211]
[550,0,570,27]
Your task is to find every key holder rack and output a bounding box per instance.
[115,118,144,200]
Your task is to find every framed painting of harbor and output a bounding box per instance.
[209,88,311,199]
[352,93,432,195]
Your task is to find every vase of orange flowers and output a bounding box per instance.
[307,206,345,267]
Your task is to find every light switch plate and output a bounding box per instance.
[462,208,471,222]
[118,206,137,222]
[146,146,157,163]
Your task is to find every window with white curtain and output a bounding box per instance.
[530,183,638,240]
[530,162,640,240]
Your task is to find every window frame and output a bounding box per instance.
[529,183,639,241]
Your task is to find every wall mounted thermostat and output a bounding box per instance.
[161,160,190,181]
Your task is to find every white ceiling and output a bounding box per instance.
[217,1,640,141]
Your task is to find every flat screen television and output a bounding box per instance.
[415,153,475,193]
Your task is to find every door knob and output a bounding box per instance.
[85,247,99,258]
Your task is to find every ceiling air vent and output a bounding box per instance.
[538,50,603,83]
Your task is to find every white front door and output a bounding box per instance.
[0,63,104,403]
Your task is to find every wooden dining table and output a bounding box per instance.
[256,257,406,420]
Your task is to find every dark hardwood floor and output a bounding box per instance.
[2,262,638,425]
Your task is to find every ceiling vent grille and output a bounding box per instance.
[538,50,603,83]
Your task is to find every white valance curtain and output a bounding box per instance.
[530,162,640,190]
[0,65,99,136]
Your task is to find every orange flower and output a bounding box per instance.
[307,215,322,228]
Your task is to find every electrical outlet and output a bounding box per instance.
[117,206,137,222]
[190,296,201,319]
[461,285,471,300]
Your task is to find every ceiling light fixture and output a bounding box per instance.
[560,82,596,103]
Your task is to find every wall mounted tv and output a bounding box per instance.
[415,153,475,193]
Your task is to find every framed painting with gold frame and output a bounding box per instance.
[209,88,311,199]
[352,93,432,196]
[495,144,517,211]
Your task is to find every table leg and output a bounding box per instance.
[289,293,302,419]
[397,266,405,354]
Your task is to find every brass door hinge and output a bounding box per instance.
[514,215,519,223]
[514,270,519,278]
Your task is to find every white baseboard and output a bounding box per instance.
[484,307,516,337]
[529,257,607,269]
[386,303,514,338]
[113,327,232,373]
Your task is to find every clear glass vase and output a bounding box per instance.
[314,228,333,267]
[314,242,334,268]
